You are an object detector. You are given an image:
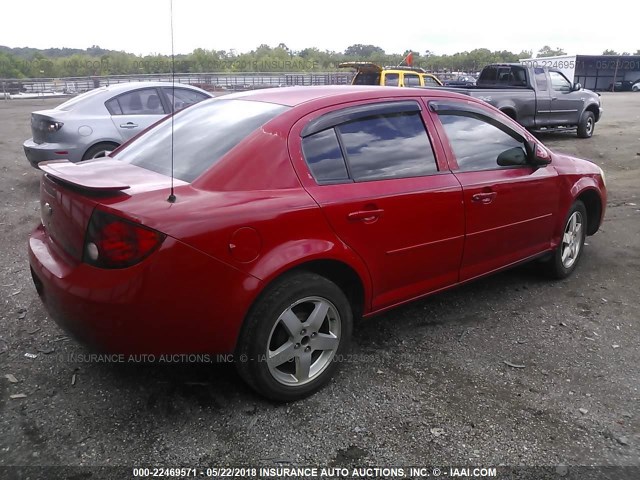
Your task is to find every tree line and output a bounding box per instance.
[1,44,639,79]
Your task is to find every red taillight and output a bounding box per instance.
[83,209,165,269]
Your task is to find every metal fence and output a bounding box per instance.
[1,72,355,98]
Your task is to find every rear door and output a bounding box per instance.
[289,100,465,310]
[548,70,583,125]
[105,87,169,142]
[429,100,559,281]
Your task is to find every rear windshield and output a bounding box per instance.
[479,66,528,87]
[57,87,108,111]
[113,99,288,182]
[353,72,381,85]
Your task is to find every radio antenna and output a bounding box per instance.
[167,0,177,203]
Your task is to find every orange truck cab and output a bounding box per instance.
[338,62,443,87]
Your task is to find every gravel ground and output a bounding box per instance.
[0,93,638,479]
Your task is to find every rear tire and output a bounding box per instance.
[82,142,119,161]
[577,111,595,138]
[236,272,352,402]
[544,201,587,279]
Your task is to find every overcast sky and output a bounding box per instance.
[1,0,636,57]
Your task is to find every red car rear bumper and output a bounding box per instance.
[28,225,261,355]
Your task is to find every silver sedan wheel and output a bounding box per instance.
[266,296,341,387]
[561,211,583,268]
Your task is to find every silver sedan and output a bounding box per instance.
[23,82,212,167]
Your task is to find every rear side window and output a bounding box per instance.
[301,107,438,183]
[384,73,399,86]
[107,88,166,115]
[115,99,288,182]
[302,129,349,184]
[404,74,420,87]
[534,68,548,91]
[339,112,437,181]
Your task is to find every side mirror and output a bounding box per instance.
[572,82,582,91]
[497,147,528,167]
[526,140,551,167]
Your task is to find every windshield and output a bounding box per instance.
[114,99,289,182]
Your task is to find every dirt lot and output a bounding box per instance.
[0,94,639,479]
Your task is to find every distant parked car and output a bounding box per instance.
[608,79,640,92]
[23,82,212,167]
[338,62,443,87]
[443,75,477,86]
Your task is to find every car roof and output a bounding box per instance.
[222,85,468,107]
[100,81,205,93]
[53,81,212,111]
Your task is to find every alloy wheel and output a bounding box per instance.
[561,211,583,269]
[266,296,341,386]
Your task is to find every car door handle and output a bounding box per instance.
[472,192,497,204]
[119,122,138,128]
[551,96,558,100]
[347,209,384,222]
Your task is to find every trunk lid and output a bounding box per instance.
[338,62,383,74]
[39,158,186,261]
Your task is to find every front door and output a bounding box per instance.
[548,70,584,126]
[430,101,560,281]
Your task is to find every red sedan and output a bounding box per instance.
[28,86,606,401]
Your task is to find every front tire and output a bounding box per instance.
[236,272,353,402]
[577,111,595,138]
[545,201,587,279]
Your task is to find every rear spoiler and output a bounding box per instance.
[39,160,130,191]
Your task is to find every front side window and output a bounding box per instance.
[114,99,288,182]
[404,74,421,87]
[439,113,527,172]
[424,76,439,86]
[384,73,399,86]
[163,87,209,112]
[549,71,571,92]
[107,88,166,115]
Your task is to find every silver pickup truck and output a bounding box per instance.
[440,63,603,138]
